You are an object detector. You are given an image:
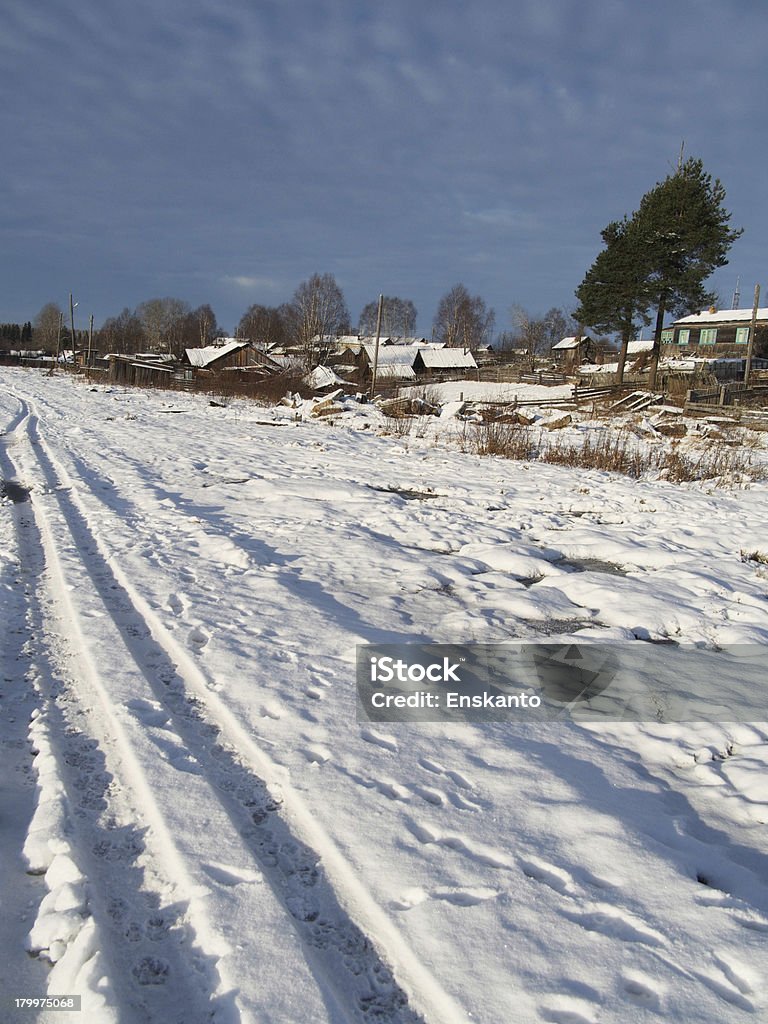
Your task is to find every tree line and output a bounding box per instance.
[20,278,506,364]
[0,322,33,346]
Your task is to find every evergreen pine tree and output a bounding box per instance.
[631,157,742,388]
[574,216,652,383]
[574,157,741,389]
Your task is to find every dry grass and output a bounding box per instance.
[380,414,414,437]
[399,384,443,410]
[461,419,538,459]
[461,420,766,485]
[741,549,768,565]
[542,431,648,476]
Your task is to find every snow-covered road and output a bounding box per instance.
[2,367,768,1024]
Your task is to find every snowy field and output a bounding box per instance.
[2,366,768,1024]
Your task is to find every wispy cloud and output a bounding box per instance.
[222,275,283,293]
[463,208,538,232]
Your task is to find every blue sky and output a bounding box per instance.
[3,0,766,336]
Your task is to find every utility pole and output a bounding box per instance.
[49,312,63,376]
[87,313,94,377]
[744,283,760,385]
[370,294,384,398]
[70,293,78,371]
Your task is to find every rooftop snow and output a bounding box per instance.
[415,347,478,369]
[674,307,768,325]
[184,341,249,368]
[552,336,590,350]
[361,344,417,365]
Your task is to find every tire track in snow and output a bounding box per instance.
[12,400,465,1023]
[5,400,245,1024]
[0,398,67,1019]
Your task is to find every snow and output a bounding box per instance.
[184,341,248,368]
[2,366,768,1023]
[674,307,768,325]
[305,365,346,390]
[401,379,574,403]
[413,349,477,370]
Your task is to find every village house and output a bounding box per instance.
[551,335,596,369]
[411,347,478,377]
[181,339,252,371]
[661,307,768,358]
[356,343,417,383]
[108,354,176,387]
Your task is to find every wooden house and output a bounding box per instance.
[181,340,252,371]
[551,336,596,368]
[108,355,176,387]
[355,343,417,384]
[661,308,768,357]
[412,347,478,377]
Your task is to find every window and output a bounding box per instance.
[735,327,750,345]
[677,329,690,346]
[699,328,718,345]
[661,329,674,345]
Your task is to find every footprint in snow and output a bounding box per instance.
[125,698,169,728]
[310,672,334,688]
[620,972,664,1011]
[712,952,759,997]
[132,956,170,986]
[373,778,410,801]
[445,768,474,790]
[520,857,576,895]
[405,818,513,869]
[390,887,428,911]
[188,626,209,648]
[446,790,484,812]
[360,728,398,752]
[201,861,261,888]
[538,996,598,1024]
[410,784,446,807]
[167,750,202,775]
[272,647,298,664]
[694,966,757,1012]
[417,757,475,791]
[259,701,282,720]
[303,745,331,765]
[565,904,666,947]
[167,592,190,616]
[432,887,499,907]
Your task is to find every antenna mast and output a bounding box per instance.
[732,276,741,310]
